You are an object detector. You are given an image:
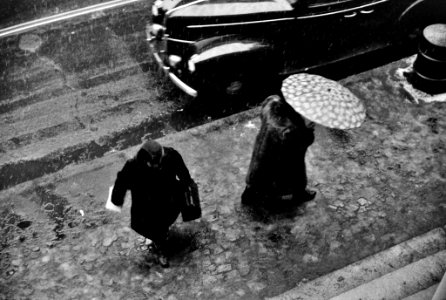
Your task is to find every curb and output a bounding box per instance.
[268,227,446,300]
[331,250,446,300]
[403,284,439,300]
[0,107,260,192]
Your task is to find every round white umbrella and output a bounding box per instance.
[281,73,366,129]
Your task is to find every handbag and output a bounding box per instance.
[181,181,201,222]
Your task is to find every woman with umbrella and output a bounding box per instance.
[242,73,365,208]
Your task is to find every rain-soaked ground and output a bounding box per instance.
[0,56,445,299]
[0,0,416,191]
[0,0,445,298]
[1,0,119,28]
[0,0,263,190]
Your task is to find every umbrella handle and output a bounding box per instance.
[307,121,315,129]
[303,119,315,130]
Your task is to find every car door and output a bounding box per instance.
[281,0,415,74]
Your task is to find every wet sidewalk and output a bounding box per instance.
[0,56,445,299]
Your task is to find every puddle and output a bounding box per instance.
[0,209,34,249]
[38,25,128,74]
[19,34,43,53]
[327,128,351,146]
[34,185,75,241]
[16,220,32,230]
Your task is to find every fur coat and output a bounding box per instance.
[245,95,314,200]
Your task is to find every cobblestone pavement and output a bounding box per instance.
[0,56,445,299]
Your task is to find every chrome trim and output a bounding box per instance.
[360,9,374,14]
[153,52,164,66]
[419,51,446,63]
[308,0,387,9]
[297,0,388,20]
[187,17,294,29]
[191,42,262,63]
[150,43,197,97]
[414,70,446,82]
[167,37,195,44]
[166,0,208,15]
[344,12,357,18]
[399,0,422,22]
[168,73,198,97]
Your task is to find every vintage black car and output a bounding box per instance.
[147,0,445,97]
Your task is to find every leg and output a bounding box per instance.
[151,231,170,268]
[290,163,316,204]
[241,185,270,205]
[241,185,256,205]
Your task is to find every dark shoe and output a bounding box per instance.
[304,189,317,201]
[156,253,169,268]
[292,189,317,204]
[151,238,170,268]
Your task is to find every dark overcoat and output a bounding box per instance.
[245,95,314,199]
[111,146,192,241]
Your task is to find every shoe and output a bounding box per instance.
[157,254,169,268]
[304,189,316,201]
[292,190,317,204]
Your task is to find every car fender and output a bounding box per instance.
[399,0,446,28]
[190,35,280,80]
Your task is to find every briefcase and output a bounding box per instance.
[181,181,201,222]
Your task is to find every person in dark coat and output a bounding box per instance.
[111,140,193,267]
[242,94,316,207]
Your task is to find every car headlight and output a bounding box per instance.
[168,55,182,68]
[150,23,165,40]
[152,0,164,16]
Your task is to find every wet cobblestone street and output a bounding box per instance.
[1,57,445,299]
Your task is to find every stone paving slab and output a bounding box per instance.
[0,56,445,299]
